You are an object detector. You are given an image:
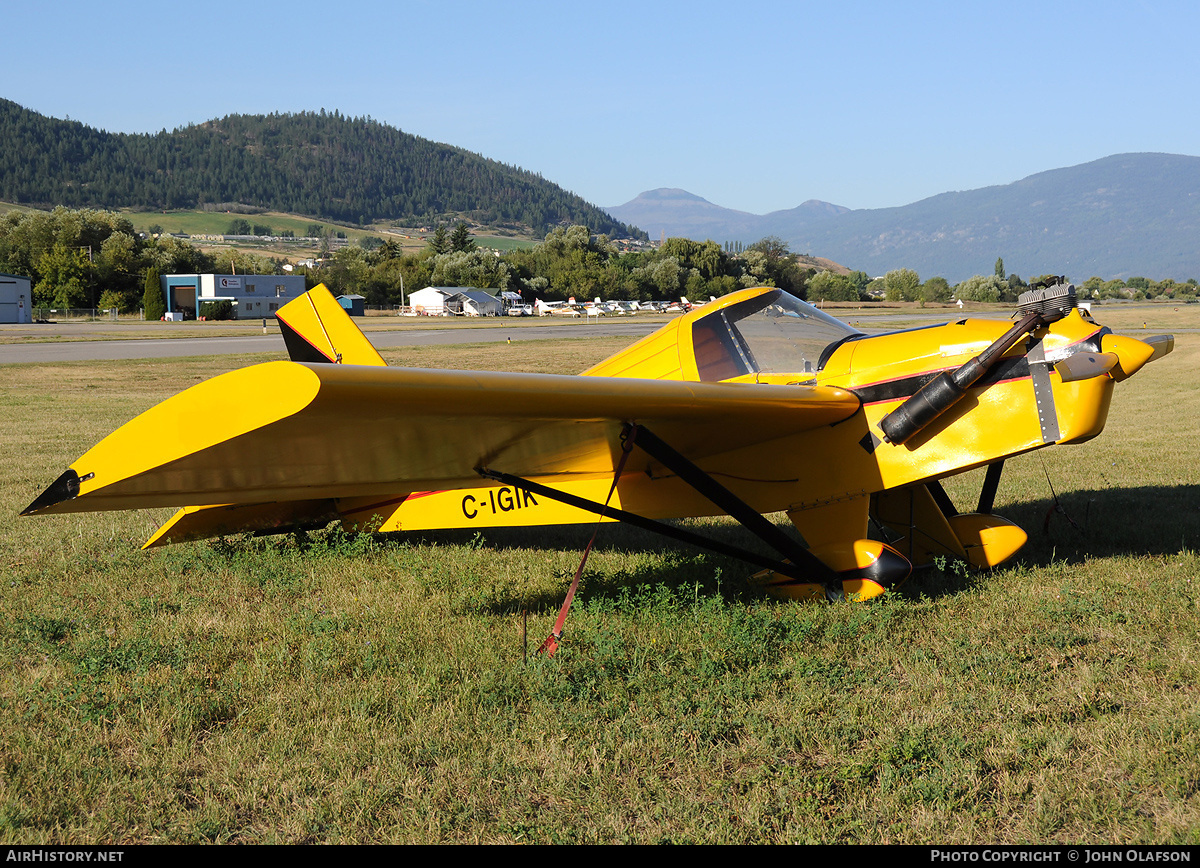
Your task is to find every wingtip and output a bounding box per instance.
[21,468,81,516]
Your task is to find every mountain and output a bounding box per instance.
[608,188,848,243]
[0,99,644,239]
[608,154,1200,282]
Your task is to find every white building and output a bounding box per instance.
[408,286,454,316]
[0,273,32,324]
[450,290,503,316]
[160,274,309,319]
[408,286,506,316]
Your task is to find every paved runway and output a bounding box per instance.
[0,320,662,364]
[3,304,1177,365]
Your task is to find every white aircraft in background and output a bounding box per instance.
[535,298,581,317]
[603,300,640,315]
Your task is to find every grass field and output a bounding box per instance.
[111,207,534,253]
[0,310,1198,844]
[1,202,537,259]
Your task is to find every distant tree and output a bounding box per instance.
[450,222,476,253]
[920,276,952,303]
[251,223,273,236]
[319,247,372,297]
[375,238,401,260]
[746,236,792,261]
[955,274,1005,302]
[35,245,94,308]
[95,231,141,308]
[1098,279,1126,299]
[647,256,682,297]
[847,270,871,293]
[808,270,859,302]
[145,235,215,275]
[995,257,1005,280]
[142,268,166,320]
[883,268,921,302]
[523,275,550,298]
[428,224,451,255]
[431,248,509,289]
[741,236,809,298]
[227,218,252,235]
[98,289,126,313]
[1154,278,1178,298]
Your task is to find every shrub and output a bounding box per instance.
[199,300,235,320]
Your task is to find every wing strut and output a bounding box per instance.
[977,460,1005,514]
[478,423,842,590]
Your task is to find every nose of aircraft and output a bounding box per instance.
[1100,332,1173,381]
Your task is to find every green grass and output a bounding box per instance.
[126,209,373,247]
[49,205,535,252]
[473,235,537,252]
[3,202,539,258]
[0,319,1198,843]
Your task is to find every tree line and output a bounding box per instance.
[0,207,824,312]
[825,257,1200,305]
[299,228,1200,308]
[0,207,287,311]
[5,206,1196,316]
[315,227,820,307]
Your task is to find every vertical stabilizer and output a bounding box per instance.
[276,284,387,366]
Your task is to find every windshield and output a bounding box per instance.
[691,289,863,381]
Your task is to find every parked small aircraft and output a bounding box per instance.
[23,282,1172,601]
[534,298,581,317]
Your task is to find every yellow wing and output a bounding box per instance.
[24,360,861,516]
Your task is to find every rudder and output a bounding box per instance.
[276,284,387,366]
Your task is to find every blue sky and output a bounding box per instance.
[6,0,1198,214]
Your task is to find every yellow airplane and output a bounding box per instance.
[22,281,1172,602]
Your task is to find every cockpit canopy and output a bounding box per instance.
[691,289,863,381]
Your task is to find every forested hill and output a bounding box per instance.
[0,100,643,238]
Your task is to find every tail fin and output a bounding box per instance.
[275,284,386,366]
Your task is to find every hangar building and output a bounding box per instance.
[160,274,309,320]
[0,273,32,324]
[407,286,504,316]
